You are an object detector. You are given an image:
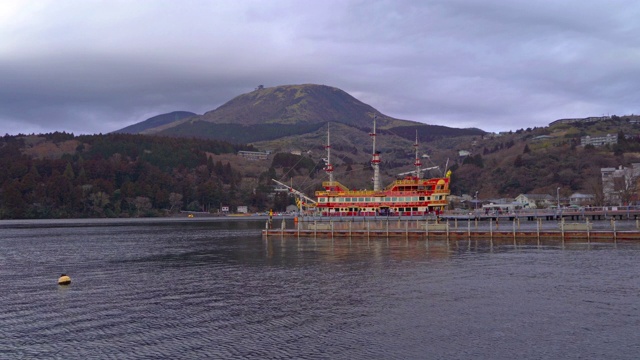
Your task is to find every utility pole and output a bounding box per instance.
[474,191,478,211]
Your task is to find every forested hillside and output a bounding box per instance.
[0,133,260,219]
[3,117,640,219]
[448,119,640,205]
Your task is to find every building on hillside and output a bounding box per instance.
[580,134,617,147]
[481,200,524,214]
[237,206,248,214]
[449,194,480,210]
[238,150,270,160]
[447,194,458,205]
[531,135,553,142]
[515,193,555,209]
[569,193,594,206]
[601,164,640,205]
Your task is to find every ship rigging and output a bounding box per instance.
[273,116,451,216]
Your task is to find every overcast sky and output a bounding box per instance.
[2,0,639,135]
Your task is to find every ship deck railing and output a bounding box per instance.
[314,190,451,197]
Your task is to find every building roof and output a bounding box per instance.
[570,193,594,199]
[518,193,554,200]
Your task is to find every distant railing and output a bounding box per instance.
[265,216,640,237]
[443,205,640,220]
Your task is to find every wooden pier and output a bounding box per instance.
[441,206,640,222]
[262,217,640,242]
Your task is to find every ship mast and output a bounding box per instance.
[414,130,422,178]
[324,123,334,183]
[370,114,381,191]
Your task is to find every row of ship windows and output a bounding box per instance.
[318,196,444,203]
[399,185,444,191]
[329,208,424,213]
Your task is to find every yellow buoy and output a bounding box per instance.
[58,274,71,285]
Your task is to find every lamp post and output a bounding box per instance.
[557,187,561,210]
[474,191,478,211]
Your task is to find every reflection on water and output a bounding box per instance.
[1,219,639,359]
[262,235,632,264]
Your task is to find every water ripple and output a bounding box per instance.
[1,221,640,359]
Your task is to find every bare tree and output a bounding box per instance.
[89,191,110,216]
[613,169,640,205]
[169,192,183,213]
[134,196,152,217]
[585,178,605,206]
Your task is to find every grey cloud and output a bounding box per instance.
[1,0,639,135]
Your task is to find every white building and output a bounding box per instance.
[581,134,618,147]
[515,194,554,209]
[601,164,640,205]
[238,150,270,160]
[569,193,594,206]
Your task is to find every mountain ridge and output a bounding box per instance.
[114,84,485,143]
[114,111,196,134]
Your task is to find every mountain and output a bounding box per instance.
[197,84,407,128]
[117,84,485,143]
[114,111,196,134]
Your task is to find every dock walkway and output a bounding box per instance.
[262,217,640,241]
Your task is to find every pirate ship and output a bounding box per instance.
[274,116,451,216]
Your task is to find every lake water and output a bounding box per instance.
[1,218,639,359]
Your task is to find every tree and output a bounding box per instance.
[196,180,218,211]
[21,165,41,194]
[133,196,152,216]
[46,172,78,213]
[585,177,605,206]
[1,182,27,218]
[273,192,290,211]
[63,162,75,180]
[186,200,201,212]
[169,193,183,213]
[613,168,640,205]
[463,154,484,168]
[514,155,524,167]
[89,191,110,216]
